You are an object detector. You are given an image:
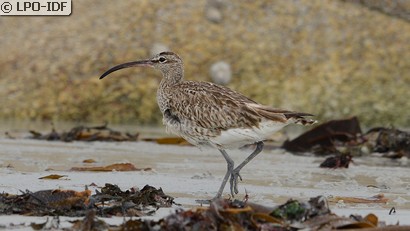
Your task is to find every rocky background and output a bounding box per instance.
[1,0,409,127]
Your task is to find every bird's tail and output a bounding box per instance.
[286,114,317,125]
[248,104,317,126]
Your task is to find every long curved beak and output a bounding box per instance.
[99,60,153,79]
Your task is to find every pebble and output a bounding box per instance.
[209,61,232,85]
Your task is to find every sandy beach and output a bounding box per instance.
[1,134,409,229]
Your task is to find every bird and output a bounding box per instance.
[99,51,316,199]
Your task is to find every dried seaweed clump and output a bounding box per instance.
[33,196,405,230]
[0,184,174,217]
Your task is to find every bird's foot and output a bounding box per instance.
[229,169,242,196]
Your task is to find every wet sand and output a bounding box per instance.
[1,133,410,229]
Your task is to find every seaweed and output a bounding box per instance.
[29,123,139,142]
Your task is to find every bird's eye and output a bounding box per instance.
[159,57,166,63]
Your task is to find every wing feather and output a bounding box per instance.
[164,81,316,130]
[165,81,260,130]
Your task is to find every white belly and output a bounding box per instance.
[208,120,288,149]
[164,117,288,150]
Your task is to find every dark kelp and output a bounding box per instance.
[282,117,362,154]
[283,117,410,159]
[319,154,353,168]
[29,123,139,142]
[365,127,410,158]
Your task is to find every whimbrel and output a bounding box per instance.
[100,52,316,199]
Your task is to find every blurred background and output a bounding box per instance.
[1,0,409,128]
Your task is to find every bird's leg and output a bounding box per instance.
[215,149,234,198]
[230,141,264,195]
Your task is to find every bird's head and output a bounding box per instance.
[99,51,183,80]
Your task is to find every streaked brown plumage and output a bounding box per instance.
[100,51,316,199]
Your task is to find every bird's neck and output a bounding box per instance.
[159,65,184,88]
[157,65,184,113]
